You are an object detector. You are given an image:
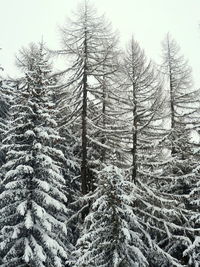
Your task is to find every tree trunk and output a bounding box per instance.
[101,74,106,162]
[132,83,137,183]
[81,32,88,195]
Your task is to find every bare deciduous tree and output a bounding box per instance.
[120,37,164,182]
[58,1,120,194]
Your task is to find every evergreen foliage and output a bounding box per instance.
[0,80,14,168]
[71,166,149,267]
[0,43,71,267]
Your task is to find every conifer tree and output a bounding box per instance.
[52,74,81,249]
[0,81,13,167]
[0,55,15,170]
[119,37,164,182]
[161,34,199,193]
[0,43,71,267]
[71,165,149,267]
[71,164,193,267]
[58,1,120,194]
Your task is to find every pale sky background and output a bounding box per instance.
[0,0,200,87]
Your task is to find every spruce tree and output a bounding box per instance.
[0,43,70,267]
[71,165,149,267]
[0,80,14,168]
[0,55,15,169]
[71,164,192,267]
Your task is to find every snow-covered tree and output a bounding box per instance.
[0,49,16,172]
[52,73,81,249]
[0,80,14,168]
[71,165,149,267]
[184,136,200,266]
[0,52,12,168]
[70,164,193,267]
[0,43,71,267]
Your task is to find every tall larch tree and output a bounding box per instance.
[161,33,199,195]
[158,33,200,265]
[120,37,164,182]
[57,1,121,194]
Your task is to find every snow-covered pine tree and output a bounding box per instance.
[70,164,194,267]
[71,165,149,267]
[183,118,200,266]
[0,80,14,168]
[0,55,15,169]
[0,43,71,267]
[51,74,81,249]
[184,175,200,266]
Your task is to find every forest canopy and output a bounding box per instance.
[0,1,200,266]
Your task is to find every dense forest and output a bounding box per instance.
[0,2,200,267]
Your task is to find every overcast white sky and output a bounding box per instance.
[0,0,200,87]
